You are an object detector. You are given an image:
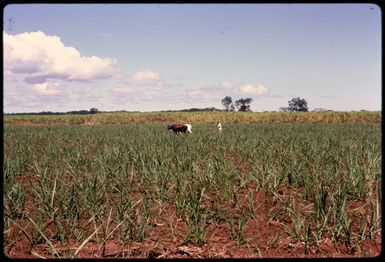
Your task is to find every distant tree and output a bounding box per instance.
[279,107,290,112]
[235,98,253,112]
[312,108,327,112]
[221,96,235,112]
[288,97,308,112]
[69,110,89,115]
[90,108,99,114]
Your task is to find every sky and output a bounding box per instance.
[3,3,381,113]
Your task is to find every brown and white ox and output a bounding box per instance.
[167,124,192,134]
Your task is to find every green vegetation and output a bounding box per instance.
[3,111,381,126]
[3,116,381,258]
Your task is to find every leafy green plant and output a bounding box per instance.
[3,120,381,258]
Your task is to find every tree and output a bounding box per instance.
[221,96,235,112]
[90,108,99,114]
[288,97,308,112]
[235,98,253,112]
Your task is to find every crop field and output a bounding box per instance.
[4,110,381,126]
[3,114,382,258]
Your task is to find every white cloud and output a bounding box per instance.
[4,70,18,83]
[221,81,233,89]
[187,88,204,97]
[239,84,268,95]
[4,31,119,84]
[187,86,210,99]
[132,70,161,85]
[110,75,269,111]
[111,70,180,105]
[113,70,166,94]
[185,81,268,102]
[33,81,62,96]
[113,83,135,94]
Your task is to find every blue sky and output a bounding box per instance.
[3,4,381,112]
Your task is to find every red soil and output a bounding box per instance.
[3,153,382,259]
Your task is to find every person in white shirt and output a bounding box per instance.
[217,122,223,133]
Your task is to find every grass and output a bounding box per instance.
[4,111,381,125]
[3,114,381,258]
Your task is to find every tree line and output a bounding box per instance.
[5,97,311,115]
[222,96,309,112]
[5,108,99,115]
